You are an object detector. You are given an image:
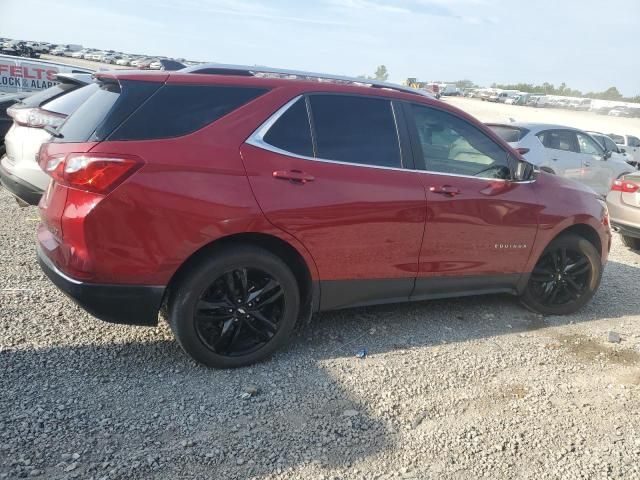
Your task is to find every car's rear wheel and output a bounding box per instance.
[520,234,602,315]
[168,246,300,368]
[621,235,640,251]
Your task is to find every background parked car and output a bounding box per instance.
[0,74,93,205]
[607,172,640,251]
[0,91,32,156]
[488,122,634,196]
[608,133,640,167]
[587,131,638,169]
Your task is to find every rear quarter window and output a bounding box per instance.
[109,84,268,141]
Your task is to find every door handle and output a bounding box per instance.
[429,185,460,196]
[584,162,591,167]
[272,170,315,184]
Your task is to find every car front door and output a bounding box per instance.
[576,131,610,195]
[241,94,427,310]
[405,103,539,298]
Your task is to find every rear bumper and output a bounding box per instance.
[612,221,640,239]
[0,162,43,205]
[37,245,164,326]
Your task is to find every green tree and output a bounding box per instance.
[374,65,389,82]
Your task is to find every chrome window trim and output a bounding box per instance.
[245,95,536,183]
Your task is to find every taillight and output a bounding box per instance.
[611,179,640,193]
[39,151,143,194]
[7,105,66,129]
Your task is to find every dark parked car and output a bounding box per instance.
[36,66,611,368]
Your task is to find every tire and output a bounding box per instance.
[621,235,640,251]
[168,245,300,368]
[520,234,602,315]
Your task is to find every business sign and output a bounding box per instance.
[0,54,93,93]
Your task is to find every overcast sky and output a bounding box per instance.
[3,0,639,96]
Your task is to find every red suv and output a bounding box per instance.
[37,66,611,368]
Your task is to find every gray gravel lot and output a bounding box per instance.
[1,185,640,479]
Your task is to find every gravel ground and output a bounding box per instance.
[1,184,640,479]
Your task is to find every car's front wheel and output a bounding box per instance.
[520,234,602,315]
[168,245,300,368]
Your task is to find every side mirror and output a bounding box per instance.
[514,159,534,181]
[603,151,612,160]
[620,148,626,153]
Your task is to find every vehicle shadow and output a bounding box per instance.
[1,260,638,479]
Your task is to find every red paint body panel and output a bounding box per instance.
[241,144,426,280]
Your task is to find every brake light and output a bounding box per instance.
[39,151,143,194]
[611,179,640,193]
[7,105,66,129]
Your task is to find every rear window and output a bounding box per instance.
[41,83,96,116]
[309,94,401,168]
[55,81,267,143]
[488,125,529,143]
[109,84,268,141]
[19,82,79,108]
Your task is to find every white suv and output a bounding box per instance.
[488,123,635,197]
[0,74,93,205]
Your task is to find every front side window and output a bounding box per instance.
[602,136,618,152]
[537,130,579,153]
[263,97,313,157]
[410,104,511,179]
[309,94,401,168]
[577,133,604,155]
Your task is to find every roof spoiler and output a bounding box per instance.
[159,59,186,71]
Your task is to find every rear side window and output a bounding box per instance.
[488,125,529,142]
[608,134,624,144]
[309,94,401,168]
[41,83,96,116]
[110,85,268,141]
[263,97,313,157]
[537,130,579,153]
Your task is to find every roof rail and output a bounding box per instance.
[180,63,433,98]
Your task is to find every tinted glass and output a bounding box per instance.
[110,85,267,140]
[602,137,618,152]
[537,130,579,153]
[41,83,96,116]
[20,82,78,108]
[411,104,510,179]
[55,83,120,143]
[488,125,529,142]
[629,136,640,147]
[577,133,603,155]
[263,98,313,157]
[309,95,401,168]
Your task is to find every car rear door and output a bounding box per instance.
[404,103,539,298]
[240,94,427,310]
[536,129,586,181]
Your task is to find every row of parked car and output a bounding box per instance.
[464,88,640,117]
[0,66,638,368]
[0,37,197,70]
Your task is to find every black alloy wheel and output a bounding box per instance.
[521,234,602,315]
[168,245,300,368]
[194,268,285,357]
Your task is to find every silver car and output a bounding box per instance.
[0,74,93,205]
[607,172,640,251]
[488,122,635,197]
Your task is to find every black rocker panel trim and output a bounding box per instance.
[320,274,524,311]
